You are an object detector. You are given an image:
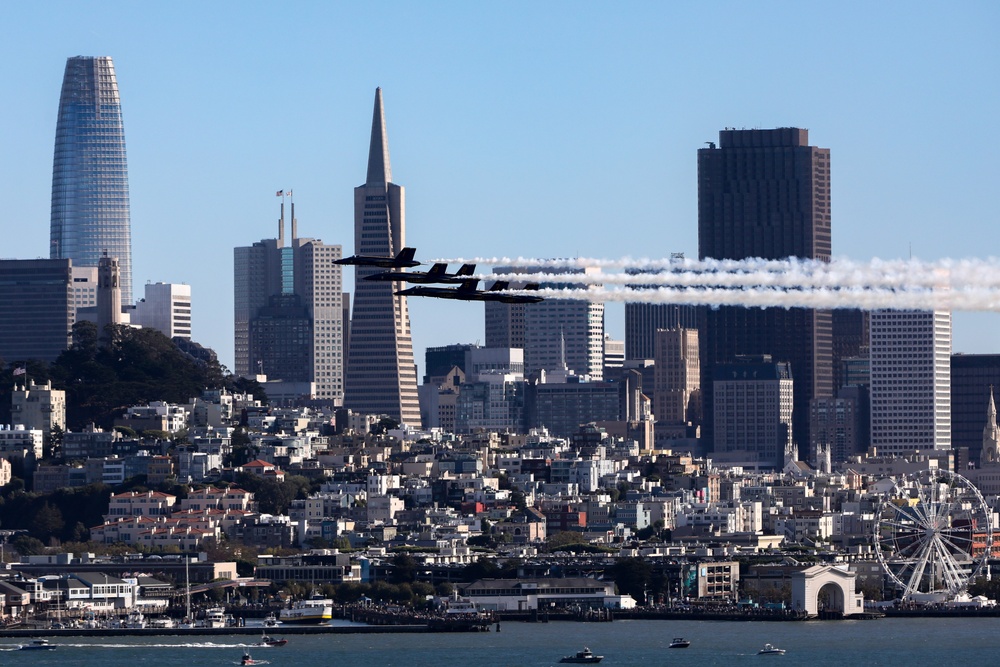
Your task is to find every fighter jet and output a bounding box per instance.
[364,262,477,284]
[396,279,544,303]
[334,247,420,268]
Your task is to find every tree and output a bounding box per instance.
[390,554,419,584]
[10,534,46,557]
[546,531,588,550]
[608,558,653,605]
[31,503,65,543]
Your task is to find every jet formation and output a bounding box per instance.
[341,248,545,303]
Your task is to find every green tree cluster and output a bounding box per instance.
[0,322,266,430]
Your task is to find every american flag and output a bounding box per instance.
[12,367,26,376]
[276,190,284,197]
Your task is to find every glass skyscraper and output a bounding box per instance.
[50,56,133,305]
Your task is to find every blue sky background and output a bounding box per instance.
[2,2,998,374]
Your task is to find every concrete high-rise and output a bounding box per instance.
[132,282,192,339]
[625,303,698,361]
[713,355,795,469]
[233,201,343,402]
[486,266,604,380]
[343,89,421,427]
[50,56,133,305]
[870,310,952,456]
[653,328,700,425]
[698,128,833,451]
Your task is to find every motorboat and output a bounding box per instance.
[201,606,229,628]
[758,643,786,655]
[559,647,603,663]
[279,595,333,624]
[263,612,281,627]
[669,637,691,648]
[241,652,260,665]
[257,633,288,647]
[19,639,56,651]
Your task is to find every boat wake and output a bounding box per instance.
[1,641,274,650]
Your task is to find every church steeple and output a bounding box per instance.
[981,387,1000,466]
[366,87,392,185]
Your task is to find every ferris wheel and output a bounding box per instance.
[873,469,992,601]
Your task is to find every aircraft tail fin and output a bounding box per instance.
[457,279,480,292]
[427,263,447,277]
[488,281,510,292]
[455,263,476,276]
[396,247,417,264]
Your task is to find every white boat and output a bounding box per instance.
[19,639,56,651]
[279,596,333,624]
[757,643,786,655]
[263,612,281,627]
[124,610,147,628]
[669,637,691,648]
[201,606,229,628]
[148,616,176,629]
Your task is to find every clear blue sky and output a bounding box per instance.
[2,2,999,374]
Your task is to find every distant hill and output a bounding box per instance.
[0,322,265,430]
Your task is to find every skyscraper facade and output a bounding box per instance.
[343,89,421,427]
[625,303,698,361]
[50,56,133,305]
[486,266,605,380]
[713,356,795,469]
[131,282,192,339]
[698,128,833,451]
[869,310,952,455]
[0,259,75,363]
[233,202,343,402]
[653,328,700,425]
[951,354,1000,463]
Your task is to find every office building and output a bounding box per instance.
[485,299,527,350]
[653,328,700,425]
[951,354,1000,464]
[698,128,833,451]
[809,386,867,466]
[625,303,698,361]
[343,88,421,426]
[527,378,623,438]
[713,356,794,469]
[50,56,133,305]
[424,344,478,384]
[0,259,74,363]
[233,202,343,402]
[869,310,952,455]
[132,282,192,339]
[604,335,625,379]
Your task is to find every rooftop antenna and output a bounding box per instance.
[276,190,286,248]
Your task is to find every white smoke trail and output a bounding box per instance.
[518,284,1000,311]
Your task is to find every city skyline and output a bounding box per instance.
[1,4,998,375]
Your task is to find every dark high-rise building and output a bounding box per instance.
[425,344,478,384]
[343,89,421,427]
[698,128,833,450]
[50,56,133,305]
[951,354,1000,464]
[625,303,698,361]
[0,259,74,363]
